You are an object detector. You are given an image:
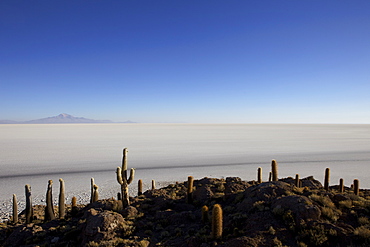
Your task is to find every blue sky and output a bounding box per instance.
[1,1,369,123]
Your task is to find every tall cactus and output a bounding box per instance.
[187,176,194,204]
[324,168,330,191]
[25,184,33,224]
[271,159,278,181]
[152,179,156,190]
[59,178,65,219]
[12,194,18,223]
[354,179,360,195]
[116,148,135,207]
[257,167,262,184]
[211,204,223,240]
[45,180,56,221]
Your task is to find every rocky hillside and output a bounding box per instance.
[1,176,370,247]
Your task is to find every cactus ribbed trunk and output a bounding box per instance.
[59,178,65,219]
[12,194,18,223]
[354,179,359,195]
[257,167,262,184]
[45,180,56,221]
[339,178,344,193]
[116,148,135,207]
[324,168,330,191]
[295,174,300,187]
[138,179,143,196]
[271,160,278,181]
[25,185,33,224]
[187,176,194,204]
[211,204,223,240]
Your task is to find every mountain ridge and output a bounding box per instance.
[0,114,135,124]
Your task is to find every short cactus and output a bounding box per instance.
[354,179,360,195]
[268,172,272,182]
[152,179,156,190]
[90,177,95,204]
[324,168,330,191]
[45,180,56,221]
[92,184,99,202]
[257,167,262,184]
[339,178,344,193]
[187,176,194,204]
[211,204,223,240]
[71,196,78,216]
[25,184,33,224]
[202,205,209,223]
[59,178,65,219]
[12,194,18,223]
[138,179,143,196]
[295,174,300,187]
[116,148,135,207]
[271,160,278,181]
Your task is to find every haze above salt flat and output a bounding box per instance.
[1,123,370,203]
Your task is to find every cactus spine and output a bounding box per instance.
[45,180,56,221]
[339,178,344,193]
[12,194,18,223]
[295,174,300,187]
[116,148,135,207]
[59,178,65,219]
[211,204,223,240]
[354,179,360,195]
[25,184,33,224]
[138,179,143,196]
[152,179,156,190]
[271,159,278,181]
[324,168,330,191]
[257,167,262,184]
[187,176,194,204]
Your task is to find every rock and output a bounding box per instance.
[272,195,321,223]
[80,208,125,245]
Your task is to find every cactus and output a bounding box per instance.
[90,177,95,204]
[202,205,209,223]
[211,204,223,240]
[117,192,122,201]
[339,178,344,193]
[271,159,278,181]
[92,184,99,202]
[354,179,360,195]
[152,179,156,190]
[257,167,262,184]
[295,174,300,187]
[138,179,143,196]
[268,172,272,182]
[59,178,65,219]
[324,168,330,191]
[116,148,135,207]
[71,196,78,216]
[12,194,18,223]
[25,184,33,224]
[187,176,194,204]
[45,180,56,221]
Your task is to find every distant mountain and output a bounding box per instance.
[0,114,135,124]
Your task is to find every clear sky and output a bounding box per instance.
[1,1,369,123]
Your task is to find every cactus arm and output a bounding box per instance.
[116,167,123,185]
[127,168,135,184]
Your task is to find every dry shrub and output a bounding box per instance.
[338,200,352,209]
[354,226,370,239]
[310,194,335,208]
[358,217,370,225]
